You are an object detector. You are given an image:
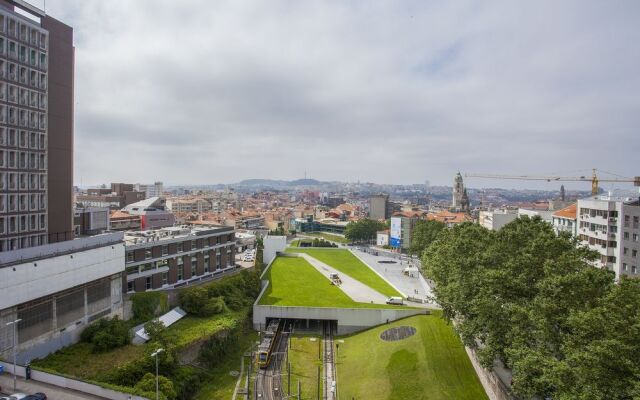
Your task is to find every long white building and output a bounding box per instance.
[0,232,125,363]
[577,193,640,280]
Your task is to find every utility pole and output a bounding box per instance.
[6,318,22,392]
[317,365,320,400]
[288,361,291,396]
[151,348,164,400]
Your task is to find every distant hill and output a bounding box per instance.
[235,178,323,188]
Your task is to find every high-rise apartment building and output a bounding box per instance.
[369,193,389,220]
[577,193,640,280]
[0,0,74,251]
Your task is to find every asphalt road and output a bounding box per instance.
[0,375,104,400]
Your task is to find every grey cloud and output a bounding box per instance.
[42,0,640,188]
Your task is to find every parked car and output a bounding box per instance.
[23,395,47,400]
[7,394,29,400]
[385,296,404,305]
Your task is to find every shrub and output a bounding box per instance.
[80,317,130,353]
[178,286,208,315]
[135,373,176,400]
[131,291,169,324]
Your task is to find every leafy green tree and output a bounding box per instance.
[344,219,386,242]
[135,373,176,400]
[421,216,640,399]
[178,286,208,315]
[409,220,445,256]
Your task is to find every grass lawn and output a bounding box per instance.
[337,313,488,400]
[285,335,323,400]
[304,232,350,244]
[287,249,401,298]
[32,342,146,380]
[167,310,247,348]
[193,330,259,400]
[33,311,249,381]
[258,257,404,309]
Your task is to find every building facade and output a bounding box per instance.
[0,232,125,363]
[0,1,74,251]
[73,205,109,236]
[124,225,236,293]
[479,210,518,231]
[369,194,389,220]
[552,203,577,237]
[577,194,640,280]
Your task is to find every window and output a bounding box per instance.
[633,266,637,274]
[126,252,134,263]
[127,281,134,293]
[145,277,152,290]
[191,256,197,276]
[145,249,152,259]
[191,240,197,250]
[624,247,629,255]
[625,232,630,240]
[623,263,628,271]
[141,263,154,272]
[633,250,638,258]
[177,242,183,252]
[162,272,168,286]
[634,234,639,242]
[177,265,184,281]
[126,265,139,275]
[162,245,168,255]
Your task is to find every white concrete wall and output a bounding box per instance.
[0,244,125,310]
[263,235,286,265]
[254,303,429,335]
[0,361,148,400]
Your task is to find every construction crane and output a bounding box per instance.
[465,169,640,195]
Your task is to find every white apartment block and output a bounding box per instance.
[577,193,640,280]
[479,210,518,231]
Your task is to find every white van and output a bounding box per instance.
[386,296,404,305]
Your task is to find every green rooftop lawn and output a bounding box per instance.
[286,248,402,298]
[337,313,488,400]
[258,256,404,309]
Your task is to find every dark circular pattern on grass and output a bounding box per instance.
[380,326,417,341]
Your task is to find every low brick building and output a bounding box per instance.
[123,225,236,293]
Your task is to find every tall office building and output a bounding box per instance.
[0,0,74,251]
[369,193,389,220]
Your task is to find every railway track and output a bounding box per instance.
[255,322,289,400]
[323,321,336,400]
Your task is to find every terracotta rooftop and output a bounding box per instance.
[553,203,577,219]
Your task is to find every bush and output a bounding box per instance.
[178,286,208,315]
[131,291,169,324]
[80,317,130,353]
[135,373,176,400]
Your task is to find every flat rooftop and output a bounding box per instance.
[124,224,233,246]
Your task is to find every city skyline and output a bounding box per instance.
[40,0,640,187]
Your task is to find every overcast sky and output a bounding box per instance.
[40,1,640,189]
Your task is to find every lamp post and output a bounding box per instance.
[6,318,22,392]
[150,348,164,400]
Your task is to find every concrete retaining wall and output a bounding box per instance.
[254,304,429,335]
[0,360,148,399]
[464,347,515,400]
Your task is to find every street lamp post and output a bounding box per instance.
[6,318,22,392]
[150,348,164,400]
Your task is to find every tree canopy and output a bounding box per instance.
[409,219,445,256]
[344,218,386,242]
[422,216,640,399]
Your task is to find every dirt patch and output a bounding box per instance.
[380,326,417,342]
